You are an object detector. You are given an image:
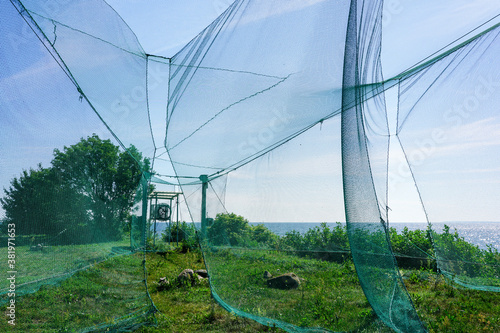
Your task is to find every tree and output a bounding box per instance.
[0,164,89,242]
[51,134,149,241]
[1,134,150,243]
[207,212,251,246]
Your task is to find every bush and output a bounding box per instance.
[432,225,499,280]
[206,213,278,248]
[162,222,199,252]
[276,223,350,262]
[250,224,278,245]
[199,212,499,277]
[389,225,435,269]
[207,213,251,246]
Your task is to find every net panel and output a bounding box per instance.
[166,0,348,180]
[0,0,156,331]
[12,0,155,159]
[197,122,376,332]
[396,22,500,291]
[165,0,500,331]
[340,1,425,331]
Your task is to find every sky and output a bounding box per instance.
[1,0,500,225]
[105,0,500,73]
[106,0,232,57]
[104,0,500,223]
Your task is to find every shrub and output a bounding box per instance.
[207,213,256,247]
[162,222,199,251]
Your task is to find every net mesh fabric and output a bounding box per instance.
[1,0,499,332]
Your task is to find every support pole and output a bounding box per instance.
[154,194,158,247]
[200,175,208,241]
[141,176,148,249]
[176,193,179,247]
[168,197,173,245]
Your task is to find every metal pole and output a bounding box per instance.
[168,197,173,245]
[176,193,179,247]
[148,195,152,247]
[200,175,208,241]
[154,194,158,247]
[141,177,148,249]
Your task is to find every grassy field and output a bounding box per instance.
[0,245,499,332]
[139,249,287,333]
[138,247,500,333]
[0,251,153,332]
[0,240,131,289]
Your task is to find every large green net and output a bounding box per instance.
[1,0,499,332]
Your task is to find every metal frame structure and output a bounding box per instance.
[148,191,182,246]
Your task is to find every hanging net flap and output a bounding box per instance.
[10,0,155,159]
[397,21,500,292]
[0,0,156,331]
[167,0,349,180]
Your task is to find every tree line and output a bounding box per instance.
[0,134,150,244]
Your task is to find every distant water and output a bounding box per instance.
[151,221,500,250]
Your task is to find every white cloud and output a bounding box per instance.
[0,56,59,94]
[428,117,500,157]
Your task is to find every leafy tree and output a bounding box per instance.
[51,135,149,241]
[251,223,278,245]
[389,226,433,258]
[1,134,150,243]
[0,165,88,239]
[207,212,251,246]
[207,212,278,247]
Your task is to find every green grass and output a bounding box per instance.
[202,248,375,331]
[138,248,285,333]
[139,247,500,333]
[138,246,388,332]
[0,245,499,332]
[0,240,130,288]
[401,267,500,332]
[0,252,153,332]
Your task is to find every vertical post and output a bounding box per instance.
[141,176,148,249]
[176,193,180,247]
[168,197,173,245]
[154,194,158,247]
[148,196,152,241]
[200,175,208,241]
